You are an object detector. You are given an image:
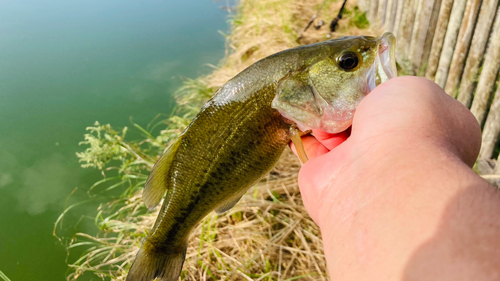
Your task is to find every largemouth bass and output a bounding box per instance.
[126,33,396,281]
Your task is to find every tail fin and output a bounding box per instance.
[125,243,187,281]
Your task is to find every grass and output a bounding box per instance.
[56,0,384,280]
[0,270,12,281]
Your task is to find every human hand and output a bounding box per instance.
[293,76,500,280]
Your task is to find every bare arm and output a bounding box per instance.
[295,76,500,281]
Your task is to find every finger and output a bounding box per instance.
[312,129,350,150]
[290,135,330,160]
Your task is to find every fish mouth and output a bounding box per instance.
[366,32,397,93]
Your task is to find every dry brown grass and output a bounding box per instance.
[179,151,324,281]
[63,0,381,280]
[65,150,324,281]
[207,0,381,88]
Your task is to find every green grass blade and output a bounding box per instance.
[133,123,155,140]
[0,270,12,281]
[53,199,94,239]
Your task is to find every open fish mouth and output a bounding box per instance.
[317,33,397,132]
[271,33,398,134]
[366,32,397,93]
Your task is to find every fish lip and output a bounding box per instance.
[366,32,397,94]
[378,32,397,80]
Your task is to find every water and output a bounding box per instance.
[0,1,229,279]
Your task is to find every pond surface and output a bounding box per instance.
[0,0,229,279]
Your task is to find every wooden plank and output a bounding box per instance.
[377,0,389,27]
[480,79,500,160]
[397,0,417,63]
[470,6,500,125]
[409,0,436,72]
[457,0,500,107]
[369,0,379,24]
[393,0,405,37]
[385,0,396,31]
[443,0,482,96]
[424,0,455,80]
[434,0,467,87]
[420,0,443,71]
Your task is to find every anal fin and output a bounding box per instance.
[215,194,244,214]
[143,140,181,211]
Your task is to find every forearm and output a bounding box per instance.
[314,147,500,281]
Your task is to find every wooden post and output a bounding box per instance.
[471,6,500,126]
[420,0,443,72]
[397,0,417,63]
[369,0,379,25]
[385,0,396,31]
[457,0,499,107]
[434,0,468,88]
[425,0,458,80]
[443,0,482,96]
[393,0,405,38]
[480,83,500,160]
[409,0,436,72]
[377,0,388,27]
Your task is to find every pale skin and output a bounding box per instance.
[292,76,500,280]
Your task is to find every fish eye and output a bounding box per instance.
[338,52,359,71]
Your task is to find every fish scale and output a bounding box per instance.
[147,84,289,250]
[126,33,397,281]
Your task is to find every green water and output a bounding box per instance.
[0,0,229,279]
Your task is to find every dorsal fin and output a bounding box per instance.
[143,140,181,211]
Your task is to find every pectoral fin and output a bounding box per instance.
[289,127,308,164]
[143,140,181,211]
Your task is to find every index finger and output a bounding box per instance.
[290,129,350,160]
[311,128,350,150]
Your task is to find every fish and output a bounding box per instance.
[126,32,397,281]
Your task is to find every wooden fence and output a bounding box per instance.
[357,0,500,181]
